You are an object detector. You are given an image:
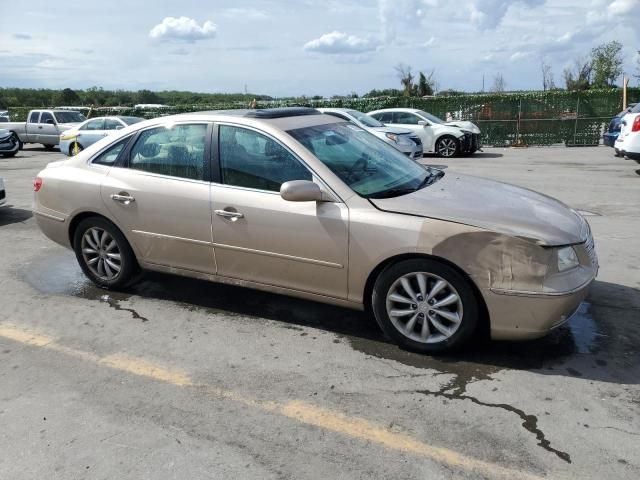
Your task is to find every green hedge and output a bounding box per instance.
[6,88,638,146]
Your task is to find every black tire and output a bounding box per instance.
[1,151,17,158]
[42,144,55,150]
[371,258,479,354]
[435,136,459,158]
[70,142,83,156]
[73,216,137,289]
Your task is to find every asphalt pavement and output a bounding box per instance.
[1,145,639,479]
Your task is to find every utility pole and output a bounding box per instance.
[623,75,629,109]
[482,75,485,92]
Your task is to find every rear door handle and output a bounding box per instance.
[111,193,135,205]
[214,209,244,221]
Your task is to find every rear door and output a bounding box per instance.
[78,118,107,148]
[100,122,216,274]
[26,111,41,142]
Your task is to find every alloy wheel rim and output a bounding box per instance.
[81,227,122,281]
[385,272,463,344]
[438,138,457,157]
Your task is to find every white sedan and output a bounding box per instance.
[615,112,640,163]
[368,108,481,158]
[59,116,144,156]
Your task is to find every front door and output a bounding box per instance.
[211,124,349,299]
[37,111,59,145]
[100,122,215,274]
[392,112,434,150]
[77,118,108,148]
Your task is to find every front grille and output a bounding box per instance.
[410,136,422,146]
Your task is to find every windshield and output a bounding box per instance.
[54,111,86,123]
[347,110,384,128]
[416,110,444,124]
[120,116,144,125]
[288,122,440,199]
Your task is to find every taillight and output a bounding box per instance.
[632,116,640,132]
[34,177,42,192]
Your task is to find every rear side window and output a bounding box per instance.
[127,124,207,180]
[29,111,41,123]
[80,119,105,130]
[92,138,129,166]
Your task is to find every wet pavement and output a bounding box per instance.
[1,146,639,479]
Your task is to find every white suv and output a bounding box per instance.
[368,108,481,158]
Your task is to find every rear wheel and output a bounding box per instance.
[435,136,459,158]
[73,217,137,289]
[372,259,479,353]
[70,142,83,156]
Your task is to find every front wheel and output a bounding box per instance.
[70,142,83,156]
[435,136,459,158]
[371,259,479,353]
[73,217,137,289]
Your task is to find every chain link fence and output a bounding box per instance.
[6,88,638,147]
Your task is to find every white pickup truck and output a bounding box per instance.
[4,109,86,150]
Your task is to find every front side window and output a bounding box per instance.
[80,119,105,131]
[288,123,435,199]
[92,137,129,166]
[393,112,420,125]
[219,125,311,192]
[104,118,123,130]
[40,112,54,124]
[29,111,40,123]
[127,124,207,180]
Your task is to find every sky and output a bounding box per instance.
[0,0,638,97]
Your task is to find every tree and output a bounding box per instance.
[541,59,555,91]
[491,73,506,92]
[417,70,436,96]
[395,64,414,96]
[58,88,81,105]
[563,57,592,91]
[136,89,161,104]
[591,41,623,88]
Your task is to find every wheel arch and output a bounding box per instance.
[362,253,490,339]
[68,211,130,250]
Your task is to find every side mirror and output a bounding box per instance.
[46,119,54,125]
[280,180,325,202]
[418,120,428,127]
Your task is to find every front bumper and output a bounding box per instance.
[603,132,618,147]
[0,134,19,155]
[460,133,481,153]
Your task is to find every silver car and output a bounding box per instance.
[60,116,144,156]
[318,108,423,159]
[34,108,597,354]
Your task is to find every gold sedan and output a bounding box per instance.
[33,108,598,353]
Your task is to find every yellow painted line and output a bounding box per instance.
[0,323,544,480]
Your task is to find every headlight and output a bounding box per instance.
[385,133,399,143]
[557,246,579,272]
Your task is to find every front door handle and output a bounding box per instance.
[214,209,244,221]
[111,193,135,205]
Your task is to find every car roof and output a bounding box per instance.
[317,108,351,113]
[370,108,419,113]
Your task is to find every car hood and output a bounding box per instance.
[370,172,585,246]
[58,122,81,131]
[444,120,480,134]
[370,126,413,135]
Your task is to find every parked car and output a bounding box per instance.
[59,116,144,156]
[614,111,640,162]
[0,177,6,207]
[0,129,19,157]
[317,108,423,159]
[368,108,481,157]
[4,109,86,150]
[604,103,639,150]
[33,107,597,353]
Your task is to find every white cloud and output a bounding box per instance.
[303,31,380,54]
[149,16,217,43]
[510,51,532,62]
[469,0,545,30]
[221,8,269,20]
[378,0,438,42]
